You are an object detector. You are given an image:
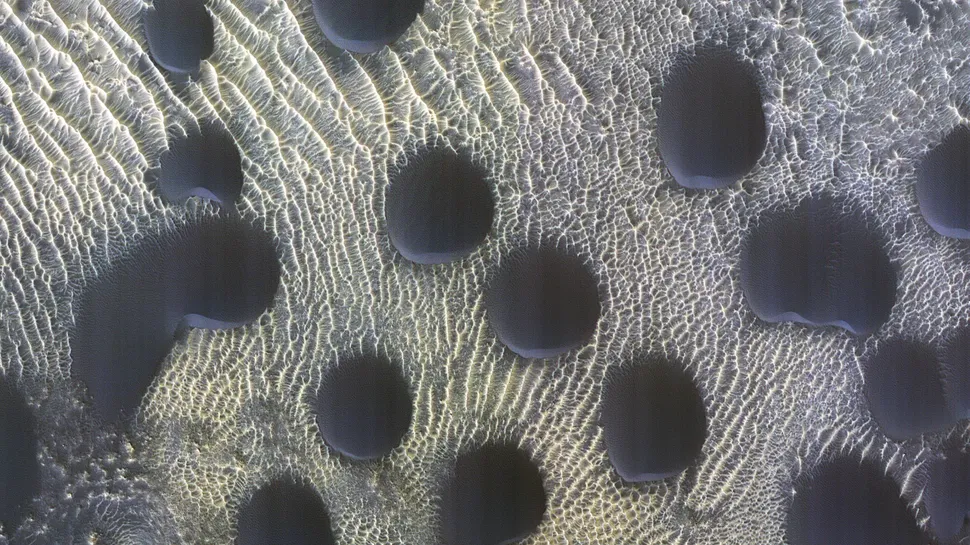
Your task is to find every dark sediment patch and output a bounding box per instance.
[385,148,494,264]
[156,120,243,205]
[486,246,600,359]
[863,339,952,440]
[311,0,424,53]
[600,357,707,482]
[917,125,970,239]
[925,450,970,542]
[71,216,281,421]
[942,328,970,420]
[235,478,335,545]
[143,0,214,74]
[786,457,923,545]
[313,355,412,460]
[657,48,767,189]
[440,444,546,545]
[0,377,39,535]
[740,195,897,336]
[901,0,924,30]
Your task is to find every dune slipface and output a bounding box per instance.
[916,125,970,239]
[942,328,970,420]
[156,120,243,205]
[786,457,923,545]
[657,48,767,189]
[235,478,335,545]
[864,339,953,441]
[440,444,546,545]
[385,148,494,265]
[0,378,39,536]
[311,0,424,54]
[925,450,970,542]
[313,355,412,460]
[70,216,281,421]
[143,0,214,74]
[486,246,600,359]
[600,357,707,482]
[740,196,897,335]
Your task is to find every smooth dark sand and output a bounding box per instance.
[440,444,546,545]
[901,0,923,30]
[314,355,412,460]
[942,328,970,420]
[0,378,39,536]
[657,48,767,189]
[601,358,706,482]
[157,120,243,205]
[385,148,494,264]
[917,125,970,239]
[925,450,970,542]
[143,0,214,74]
[864,339,952,441]
[311,0,424,53]
[486,246,600,359]
[740,196,896,335]
[71,216,280,421]
[786,457,923,545]
[235,478,335,545]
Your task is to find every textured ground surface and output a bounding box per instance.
[3,0,970,543]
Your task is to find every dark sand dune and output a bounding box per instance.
[439,444,546,545]
[864,339,952,441]
[143,0,214,75]
[600,357,706,482]
[0,377,39,536]
[235,478,335,545]
[901,0,924,30]
[785,457,923,545]
[311,0,424,54]
[657,48,767,189]
[385,148,494,265]
[917,125,970,239]
[71,216,280,421]
[313,355,412,460]
[156,120,243,205]
[942,328,970,420]
[486,246,600,359]
[740,196,896,335]
[924,450,970,542]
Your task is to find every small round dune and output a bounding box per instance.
[314,355,412,460]
[924,450,970,542]
[311,0,424,53]
[917,125,970,239]
[439,444,547,545]
[657,48,767,189]
[786,457,923,545]
[486,246,600,359]
[385,148,494,265]
[864,339,952,441]
[0,378,39,535]
[157,120,243,205]
[600,357,707,482]
[235,478,335,545]
[740,196,897,336]
[942,328,970,420]
[143,0,214,74]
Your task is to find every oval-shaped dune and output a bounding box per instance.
[601,357,707,482]
[657,48,767,189]
[916,125,970,239]
[924,450,970,542]
[311,0,424,54]
[786,457,923,545]
[385,148,494,264]
[486,246,601,359]
[71,216,281,421]
[143,0,214,74]
[439,444,547,545]
[314,355,412,460]
[0,378,39,536]
[942,328,970,420]
[740,196,897,335]
[235,478,335,545]
[157,120,243,205]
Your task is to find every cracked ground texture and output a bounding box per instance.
[1,0,970,543]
